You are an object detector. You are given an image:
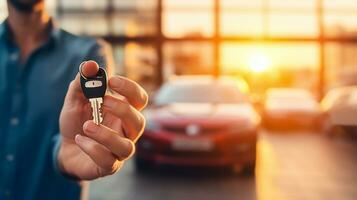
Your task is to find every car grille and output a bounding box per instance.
[163,149,221,158]
[162,125,226,135]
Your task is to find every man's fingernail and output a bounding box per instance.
[110,77,123,88]
[84,121,99,134]
[75,134,84,143]
[103,96,116,109]
[79,61,87,74]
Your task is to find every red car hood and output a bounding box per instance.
[144,103,260,127]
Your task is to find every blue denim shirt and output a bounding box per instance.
[0,21,110,200]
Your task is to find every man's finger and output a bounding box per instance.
[108,76,148,110]
[74,134,120,175]
[83,121,135,160]
[102,112,124,134]
[102,95,146,141]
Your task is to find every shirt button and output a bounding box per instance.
[10,117,19,126]
[6,154,14,162]
[9,52,18,61]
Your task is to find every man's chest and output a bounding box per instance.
[0,49,79,130]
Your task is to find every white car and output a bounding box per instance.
[263,88,322,130]
[321,86,357,136]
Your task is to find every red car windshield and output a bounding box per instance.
[155,82,247,105]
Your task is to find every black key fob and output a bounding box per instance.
[80,66,107,99]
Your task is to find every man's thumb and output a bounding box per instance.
[66,60,100,101]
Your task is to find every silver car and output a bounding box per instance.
[322,86,357,137]
[263,88,322,130]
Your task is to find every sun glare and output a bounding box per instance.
[248,52,270,73]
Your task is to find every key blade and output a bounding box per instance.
[96,98,103,124]
[89,99,99,125]
[89,98,103,125]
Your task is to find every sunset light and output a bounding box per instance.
[1,0,357,200]
[248,52,270,73]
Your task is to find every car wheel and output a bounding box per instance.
[230,163,256,176]
[331,125,347,138]
[242,163,256,176]
[134,157,154,171]
[230,163,244,175]
[342,126,357,139]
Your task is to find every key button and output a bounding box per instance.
[85,80,103,88]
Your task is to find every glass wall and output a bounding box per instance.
[1,0,357,95]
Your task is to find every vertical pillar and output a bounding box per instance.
[262,0,269,37]
[317,0,325,99]
[156,0,164,86]
[213,0,220,77]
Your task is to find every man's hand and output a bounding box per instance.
[58,60,148,180]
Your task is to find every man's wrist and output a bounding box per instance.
[56,139,81,181]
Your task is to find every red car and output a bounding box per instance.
[135,76,260,173]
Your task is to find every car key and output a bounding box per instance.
[79,64,107,125]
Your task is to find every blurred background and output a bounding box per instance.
[2,0,357,200]
[2,0,357,94]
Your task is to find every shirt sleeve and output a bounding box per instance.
[52,134,64,175]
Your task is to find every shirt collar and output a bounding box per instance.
[48,19,61,46]
[0,20,10,42]
[0,22,3,38]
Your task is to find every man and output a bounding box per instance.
[0,0,148,199]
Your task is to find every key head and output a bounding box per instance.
[80,67,107,99]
